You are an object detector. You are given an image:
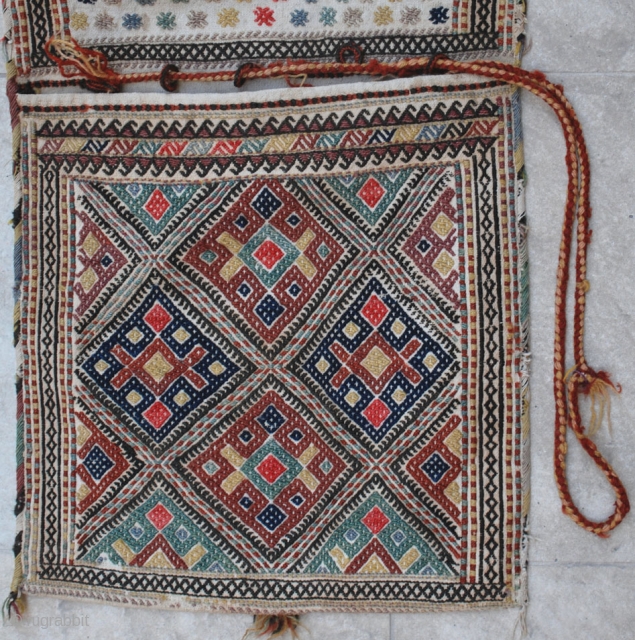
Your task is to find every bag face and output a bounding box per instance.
[9,0,525,82]
[15,76,527,612]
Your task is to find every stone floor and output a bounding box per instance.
[1,1,634,638]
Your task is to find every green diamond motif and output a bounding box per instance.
[200,250,217,265]
[108,183,204,238]
[241,440,303,500]
[238,224,300,288]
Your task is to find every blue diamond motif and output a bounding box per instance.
[421,452,450,483]
[126,183,142,197]
[256,504,287,531]
[237,282,252,299]
[254,294,285,327]
[129,523,144,540]
[81,285,244,445]
[83,445,114,480]
[239,495,253,510]
[344,528,360,543]
[286,213,301,227]
[175,525,190,541]
[251,187,283,220]
[234,215,249,230]
[257,405,286,434]
[391,529,406,545]
[417,238,431,255]
[288,429,304,442]
[290,494,305,507]
[239,429,254,443]
[101,254,113,268]
[288,282,302,298]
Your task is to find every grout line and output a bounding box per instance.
[531,561,635,568]
[389,613,394,640]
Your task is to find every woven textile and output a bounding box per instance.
[8,0,525,82]
[13,76,528,612]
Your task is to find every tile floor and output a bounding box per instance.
[1,1,634,638]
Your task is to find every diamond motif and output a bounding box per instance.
[146,502,174,530]
[79,267,98,292]
[363,398,391,429]
[83,445,114,481]
[173,390,190,406]
[82,232,101,257]
[318,167,424,239]
[175,378,361,560]
[420,452,451,484]
[144,302,172,333]
[251,186,283,219]
[143,351,174,383]
[74,201,139,329]
[357,177,386,209]
[257,504,287,531]
[361,346,392,378]
[292,263,456,455]
[144,189,171,221]
[174,179,357,356]
[433,250,455,277]
[299,477,455,575]
[257,405,286,434]
[127,328,144,344]
[361,294,389,327]
[255,454,288,484]
[143,401,172,430]
[431,213,453,238]
[361,505,390,534]
[253,239,285,270]
[254,294,285,327]
[103,182,207,247]
[75,408,143,523]
[238,225,300,288]
[79,275,254,454]
[392,180,461,309]
[81,476,249,573]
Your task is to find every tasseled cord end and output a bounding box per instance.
[577,368,621,438]
[2,590,25,623]
[243,615,302,640]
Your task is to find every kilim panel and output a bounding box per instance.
[7,0,525,82]
[14,75,527,612]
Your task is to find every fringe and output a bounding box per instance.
[4,57,27,625]
[242,615,302,640]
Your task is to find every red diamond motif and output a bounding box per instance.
[146,502,174,530]
[361,505,390,534]
[255,453,288,484]
[253,239,285,271]
[361,294,389,327]
[363,398,391,429]
[143,189,171,221]
[143,401,172,430]
[357,177,386,209]
[144,302,172,333]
